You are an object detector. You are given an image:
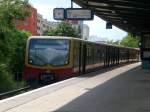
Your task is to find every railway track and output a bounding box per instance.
[0,86,30,100]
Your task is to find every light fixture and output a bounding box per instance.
[106,21,112,29]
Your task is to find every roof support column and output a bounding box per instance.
[140,32,150,69]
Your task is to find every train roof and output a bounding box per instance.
[28,36,74,40]
[28,36,140,51]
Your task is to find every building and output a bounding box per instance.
[15,5,38,36]
[83,24,89,40]
[15,5,59,36]
[37,14,43,36]
[15,5,88,37]
[37,13,59,35]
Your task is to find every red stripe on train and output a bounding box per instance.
[24,67,75,81]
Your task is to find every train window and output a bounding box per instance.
[97,49,101,62]
[28,39,70,66]
[101,47,105,60]
[91,47,94,64]
[95,48,98,62]
[87,47,90,65]
[87,46,92,65]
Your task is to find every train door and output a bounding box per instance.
[73,40,82,76]
[78,42,82,75]
[101,46,106,66]
[104,46,107,67]
[127,49,129,62]
[117,47,120,64]
[109,47,112,65]
[82,43,86,74]
[114,47,118,64]
[106,46,110,67]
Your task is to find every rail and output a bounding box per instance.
[0,86,30,100]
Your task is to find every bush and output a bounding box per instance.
[0,29,29,93]
[0,64,16,93]
[0,0,31,92]
[9,30,29,74]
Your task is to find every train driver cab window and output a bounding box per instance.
[28,39,70,66]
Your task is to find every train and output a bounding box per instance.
[24,36,140,84]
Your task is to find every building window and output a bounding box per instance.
[43,24,46,27]
[49,27,52,30]
[37,27,41,30]
[15,20,20,26]
[24,21,29,26]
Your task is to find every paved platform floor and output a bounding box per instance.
[1,62,150,112]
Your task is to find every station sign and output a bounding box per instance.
[65,8,94,20]
[53,8,94,20]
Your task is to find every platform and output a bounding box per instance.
[1,62,150,112]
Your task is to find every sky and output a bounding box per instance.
[29,0,128,41]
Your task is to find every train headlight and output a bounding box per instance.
[29,59,33,64]
[65,60,68,64]
[46,70,51,73]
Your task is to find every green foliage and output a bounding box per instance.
[106,34,139,48]
[44,29,57,36]
[0,29,28,92]
[0,0,30,92]
[0,0,30,32]
[106,39,120,45]
[120,34,139,48]
[0,29,29,92]
[9,30,29,73]
[44,21,80,38]
[0,64,16,93]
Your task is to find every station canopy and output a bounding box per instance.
[74,0,150,35]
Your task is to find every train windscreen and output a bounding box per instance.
[28,39,70,66]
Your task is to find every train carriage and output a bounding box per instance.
[24,36,140,85]
[24,36,74,84]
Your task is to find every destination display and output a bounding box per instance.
[65,8,94,20]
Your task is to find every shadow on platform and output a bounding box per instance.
[54,65,150,112]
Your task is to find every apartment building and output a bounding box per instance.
[15,5,38,35]
[37,13,59,35]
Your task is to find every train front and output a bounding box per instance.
[24,36,73,84]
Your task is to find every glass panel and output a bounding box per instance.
[28,39,70,66]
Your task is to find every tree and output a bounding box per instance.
[9,30,30,74]
[0,0,30,33]
[106,39,120,45]
[120,34,139,48]
[44,21,80,38]
[43,28,57,36]
[0,0,31,92]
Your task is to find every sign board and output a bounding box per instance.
[53,8,94,20]
[53,8,65,20]
[65,8,94,20]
